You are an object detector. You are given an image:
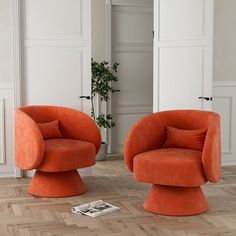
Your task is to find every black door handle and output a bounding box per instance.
[79,96,91,100]
[198,97,212,101]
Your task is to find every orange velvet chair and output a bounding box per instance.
[124,110,221,216]
[15,105,101,197]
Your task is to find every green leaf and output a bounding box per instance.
[90,59,120,129]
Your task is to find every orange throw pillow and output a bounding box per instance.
[37,120,63,140]
[163,126,206,151]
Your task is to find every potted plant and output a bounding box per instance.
[81,59,120,161]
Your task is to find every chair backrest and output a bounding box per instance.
[18,105,101,153]
[19,106,58,123]
[157,110,213,130]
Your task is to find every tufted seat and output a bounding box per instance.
[134,148,207,187]
[38,139,96,172]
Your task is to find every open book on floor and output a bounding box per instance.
[71,200,120,217]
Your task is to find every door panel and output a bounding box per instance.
[159,47,203,110]
[26,47,83,108]
[154,0,214,111]
[113,6,153,43]
[23,0,91,114]
[160,0,205,40]
[25,0,82,39]
[113,52,153,106]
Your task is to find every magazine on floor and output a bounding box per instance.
[71,200,120,217]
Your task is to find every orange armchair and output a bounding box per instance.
[124,110,221,216]
[15,105,101,197]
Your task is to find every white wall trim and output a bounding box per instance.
[213,80,236,87]
[12,0,22,107]
[0,99,6,165]
[153,0,159,112]
[110,0,153,6]
[24,39,86,47]
[0,173,17,178]
[12,0,22,178]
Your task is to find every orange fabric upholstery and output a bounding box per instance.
[163,126,206,151]
[202,114,221,182]
[15,109,45,170]
[124,110,221,216]
[134,148,207,187]
[37,120,63,140]
[38,139,96,172]
[15,105,101,197]
[20,106,101,153]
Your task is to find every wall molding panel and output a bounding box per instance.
[115,104,152,115]
[0,98,6,165]
[0,82,15,177]
[213,81,236,166]
[109,0,153,6]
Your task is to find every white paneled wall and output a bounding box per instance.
[213,81,236,166]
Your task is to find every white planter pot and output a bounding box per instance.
[96,142,108,161]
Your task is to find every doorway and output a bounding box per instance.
[107,1,154,153]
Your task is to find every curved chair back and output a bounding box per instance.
[15,105,101,170]
[124,110,221,182]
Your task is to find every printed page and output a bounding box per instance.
[71,200,120,217]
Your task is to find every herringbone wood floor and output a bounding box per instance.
[0,159,236,236]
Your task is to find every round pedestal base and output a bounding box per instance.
[143,185,208,216]
[28,170,85,197]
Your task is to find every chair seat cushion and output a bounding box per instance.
[133,148,207,187]
[38,139,96,172]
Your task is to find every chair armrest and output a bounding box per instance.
[202,114,221,183]
[15,109,45,170]
[124,113,166,172]
[57,107,101,153]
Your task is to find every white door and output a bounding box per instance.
[108,0,153,153]
[0,0,18,177]
[22,0,91,114]
[153,0,214,111]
